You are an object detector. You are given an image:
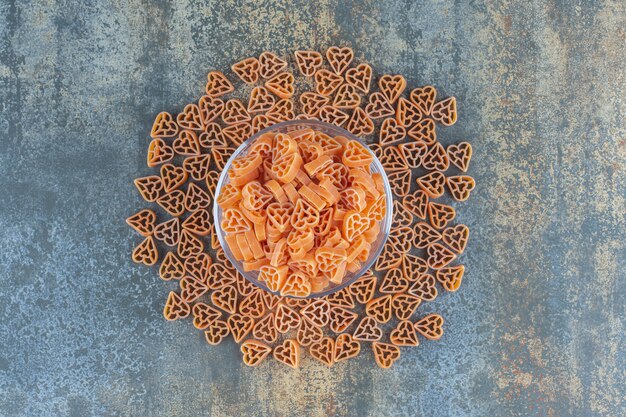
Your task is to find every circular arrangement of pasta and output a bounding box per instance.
[128,46,475,369]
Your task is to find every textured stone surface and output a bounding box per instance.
[1,1,624,416]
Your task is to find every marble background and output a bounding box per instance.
[0,1,624,416]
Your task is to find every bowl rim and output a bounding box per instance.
[213,119,394,299]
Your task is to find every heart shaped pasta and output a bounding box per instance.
[183,155,211,182]
[345,63,372,94]
[402,190,429,219]
[231,57,260,84]
[247,86,275,113]
[428,202,456,229]
[239,289,265,318]
[160,164,188,192]
[132,236,158,266]
[274,303,301,334]
[410,86,437,115]
[374,242,403,271]
[422,143,450,171]
[176,103,204,131]
[310,337,335,367]
[271,152,303,184]
[273,339,300,369]
[431,97,457,126]
[426,242,457,270]
[300,92,330,117]
[266,202,295,233]
[265,72,295,99]
[258,51,287,79]
[398,142,427,169]
[329,306,358,333]
[252,312,277,344]
[447,142,473,172]
[227,312,254,343]
[416,171,445,198]
[205,71,234,97]
[315,69,343,96]
[221,208,252,234]
[199,123,227,148]
[134,176,163,202]
[414,313,444,340]
[182,208,212,236]
[204,319,230,345]
[261,292,283,310]
[380,268,409,294]
[333,84,361,109]
[147,138,174,167]
[395,97,423,127]
[252,114,275,135]
[387,170,411,197]
[436,265,465,292]
[240,340,272,367]
[281,271,312,298]
[345,108,374,136]
[348,272,377,304]
[173,130,201,156]
[151,111,178,138]
[442,224,469,254]
[366,92,394,119]
[380,145,408,172]
[372,342,401,369]
[159,252,186,281]
[294,50,323,77]
[212,284,238,314]
[198,96,225,125]
[266,99,295,122]
[326,46,353,74]
[402,254,429,281]
[222,99,251,125]
[407,119,436,145]
[126,209,156,237]
[391,293,421,320]
[365,294,393,324]
[390,320,419,347]
[342,140,373,168]
[324,287,355,308]
[353,316,382,341]
[180,276,209,303]
[379,118,406,146]
[446,175,476,201]
[297,316,324,346]
[163,291,190,321]
[315,246,347,273]
[192,302,222,330]
[318,105,349,127]
[334,333,360,363]
[211,147,234,170]
[177,229,204,258]
[379,74,406,104]
[259,264,289,292]
[206,262,237,290]
[413,222,442,248]
[291,199,320,231]
[184,183,211,212]
[132,45,476,371]
[300,299,331,327]
[236,272,256,296]
[153,218,180,247]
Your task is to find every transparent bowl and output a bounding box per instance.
[213,120,394,298]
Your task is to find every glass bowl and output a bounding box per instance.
[213,120,394,298]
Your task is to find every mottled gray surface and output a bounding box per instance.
[0,0,624,416]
